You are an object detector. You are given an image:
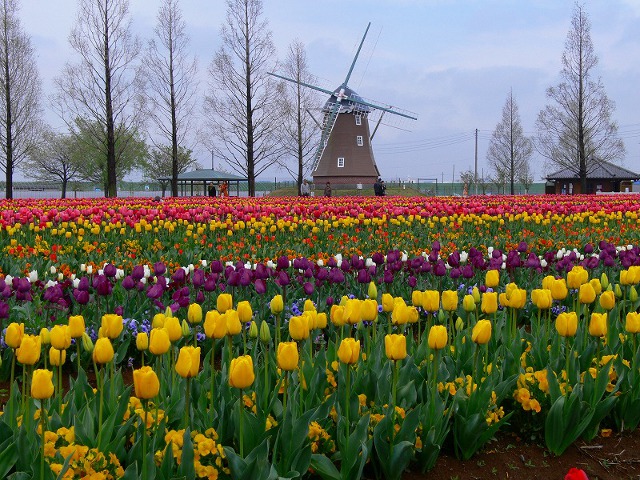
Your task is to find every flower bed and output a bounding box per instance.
[1,194,640,479]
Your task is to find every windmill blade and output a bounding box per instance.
[311,100,342,173]
[267,72,336,97]
[343,22,371,87]
[341,94,417,120]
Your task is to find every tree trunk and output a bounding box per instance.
[3,22,12,200]
[104,5,117,198]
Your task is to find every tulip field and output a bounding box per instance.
[2,194,640,479]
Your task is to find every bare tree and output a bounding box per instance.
[487,90,533,195]
[140,144,200,197]
[536,2,624,193]
[52,0,143,197]
[142,0,198,197]
[278,40,319,195]
[0,0,42,199]
[204,0,283,197]
[23,129,82,199]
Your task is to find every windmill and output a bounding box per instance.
[270,23,417,188]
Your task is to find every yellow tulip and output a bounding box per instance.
[589,313,608,338]
[92,338,114,364]
[441,290,458,312]
[289,315,310,341]
[277,342,299,371]
[49,347,66,367]
[31,369,54,400]
[567,266,588,289]
[330,305,346,327]
[462,294,475,312]
[225,309,242,335]
[367,281,378,300]
[204,310,227,339]
[16,335,41,365]
[555,312,578,337]
[590,278,602,296]
[411,290,423,307]
[599,290,615,311]
[237,301,253,323]
[427,325,448,350]
[101,314,124,339]
[344,299,363,325]
[391,304,410,326]
[485,270,499,288]
[181,319,191,337]
[187,303,203,324]
[315,312,328,329]
[481,292,498,314]
[550,278,568,300]
[40,327,51,345]
[136,332,149,351]
[384,334,407,360]
[531,289,552,310]
[5,322,24,349]
[149,328,170,355]
[50,325,71,351]
[600,272,609,290]
[361,299,378,322]
[270,295,284,314]
[337,338,360,364]
[541,275,555,290]
[625,312,640,333]
[175,346,201,378]
[163,316,183,342]
[472,320,492,345]
[229,355,255,389]
[303,299,316,312]
[216,293,233,313]
[381,293,395,313]
[68,315,86,338]
[578,283,596,304]
[259,321,272,343]
[422,290,440,312]
[152,313,165,329]
[133,366,160,399]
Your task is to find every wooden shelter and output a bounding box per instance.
[545,161,640,194]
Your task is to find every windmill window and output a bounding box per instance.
[355,115,362,126]
[356,135,363,146]
[337,157,345,168]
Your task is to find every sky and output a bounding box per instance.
[18,0,640,184]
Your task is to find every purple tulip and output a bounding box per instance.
[372,252,385,266]
[103,263,117,277]
[448,251,460,268]
[227,271,240,287]
[517,241,528,253]
[432,240,441,252]
[276,270,290,286]
[122,275,136,290]
[254,279,266,294]
[154,262,167,276]
[506,251,522,269]
[210,260,223,273]
[147,283,164,300]
[114,305,124,316]
[303,282,315,295]
[196,290,205,303]
[383,270,394,284]
[192,269,205,288]
[584,243,594,254]
[73,289,90,304]
[357,269,370,284]
[449,268,461,279]
[408,275,417,288]
[434,262,447,277]
[277,256,290,270]
[172,268,186,283]
[131,265,145,281]
[204,275,217,292]
[462,265,474,278]
[329,269,345,284]
[0,301,8,318]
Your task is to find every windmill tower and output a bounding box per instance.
[271,23,417,188]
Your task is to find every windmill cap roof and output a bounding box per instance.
[323,85,371,113]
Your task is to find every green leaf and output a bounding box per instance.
[177,428,195,479]
[0,442,17,479]
[309,454,340,480]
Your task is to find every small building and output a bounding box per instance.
[545,161,640,194]
[159,169,248,197]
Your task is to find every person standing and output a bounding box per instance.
[324,181,332,197]
[208,183,217,197]
[301,179,311,197]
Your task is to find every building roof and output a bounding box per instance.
[159,169,247,182]
[323,85,371,114]
[546,161,640,180]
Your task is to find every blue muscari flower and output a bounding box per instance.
[197,332,206,343]
[457,283,466,291]
[127,357,134,368]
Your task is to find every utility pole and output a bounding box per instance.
[452,164,455,195]
[211,150,215,170]
[474,128,478,195]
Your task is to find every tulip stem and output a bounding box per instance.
[431,350,439,421]
[142,400,148,480]
[345,365,351,455]
[184,377,191,429]
[210,342,216,420]
[9,352,15,427]
[58,363,62,405]
[77,342,81,373]
[262,344,269,413]
[392,360,399,411]
[565,337,571,382]
[98,366,104,452]
[239,388,245,457]
[21,364,26,415]
[275,313,281,348]
[282,372,288,412]
[40,403,46,480]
